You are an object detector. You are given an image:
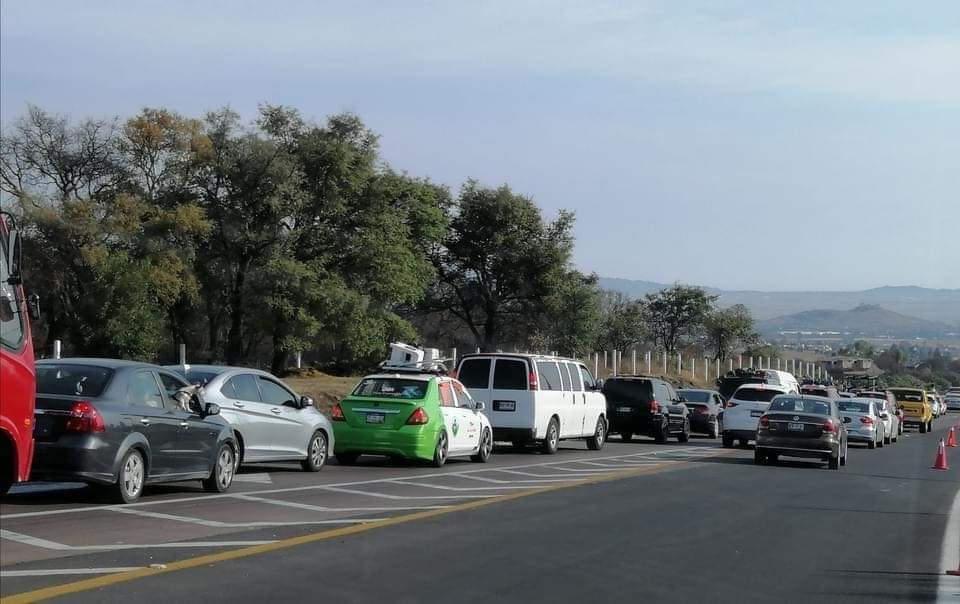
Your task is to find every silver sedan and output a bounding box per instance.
[167,365,333,471]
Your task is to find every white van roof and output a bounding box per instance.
[731,383,792,397]
[458,353,583,364]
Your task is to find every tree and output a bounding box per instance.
[528,270,603,356]
[641,284,717,353]
[424,181,575,351]
[838,340,875,358]
[595,291,647,353]
[876,345,908,372]
[704,304,757,360]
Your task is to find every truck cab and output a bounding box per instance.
[0,212,38,496]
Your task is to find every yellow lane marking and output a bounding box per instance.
[2,450,728,603]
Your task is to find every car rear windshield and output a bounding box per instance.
[838,401,871,413]
[602,379,653,403]
[893,392,923,402]
[37,365,114,397]
[858,392,885,399]
[351,378,428,399]
[801,388,830,398]
[733,388,781,402]
[678,390,710,402]
[769,398,830,415]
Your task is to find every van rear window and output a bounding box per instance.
[494,359,528,390]
[733,388,780,402]
[37,365,114,397]
[457,359,491,389]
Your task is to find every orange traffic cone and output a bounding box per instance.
[932,439,949,470]
[948,427,958,448]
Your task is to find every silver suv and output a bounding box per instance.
[167,365,333,472]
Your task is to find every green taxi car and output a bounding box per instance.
[331,372,494,467]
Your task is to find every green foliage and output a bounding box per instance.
[595,291,647,352]
[838,340,875,358]
[704,304,757,361]
[530,270,603,356]
[641,284,717,353]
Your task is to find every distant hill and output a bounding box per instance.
[597,278,960,326]
[756,304,955,338]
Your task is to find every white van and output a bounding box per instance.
[758,369,800,394]
[455,353,607,454]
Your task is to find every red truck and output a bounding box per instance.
[1,211,39,496]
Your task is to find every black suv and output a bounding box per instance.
[603,377,690,443]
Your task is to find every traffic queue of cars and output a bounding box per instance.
[4,344,958,502]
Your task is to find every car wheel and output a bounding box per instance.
[868,439,876,449]
[621,432,633,442]
[883,434,891,445]
[708,420,719,439]
[753,449,765,465]
[828,454,840,470]
[677,419,690,443]
[203,444,235,493]
[112,448,146,504]
[432,431,449,467]
[301,431,327,472]
[722,434,734,448]
[738,439,749,448]
[920,422,927,434]
[336,452,360,465]
[0,477,12,498]
[586,418,606,451]
[471,428,493,463]
[654,424,668,444]
[541,418,560,454]
[877,435,884,448]
[768,453,779,464]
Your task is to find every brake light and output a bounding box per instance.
[331,403,345,421]
[65,401,105,433]
[406,407,429,425]
[528,371,539,391]
[860,416,874,425]
[649,400,660,413]
[822,419,837,434]
[758,415,769,428]
[697,406,709,414]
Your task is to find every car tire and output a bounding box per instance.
[432,431,449,467]
[753,449,765,465]
[677,419,690,443]
[203,444,235,493]
[868,439,876,449]
[928,420,934,432]
[586,418,606,451]
[301,431,327,472]
[828,454,840,470]
[722,434,734,448]
[0,477,12,498]
[840,446,847,466]
[920,422,927,434]
[738,439,749,448]
[708,420,719,439]
[877,435,884,448]
[336,452,360,465]
[111,448,146,504]
[883,434,891,445]
[621,432,633,442]
[471,428,493,463]
[654,424,668,444]
[541,418,560,454]
[768,453,779,464]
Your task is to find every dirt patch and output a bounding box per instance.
[285,373,359,417]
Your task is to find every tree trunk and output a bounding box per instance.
[270,316,289,375]
[225,255,250,365]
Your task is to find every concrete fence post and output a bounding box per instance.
[178,343,186,366]
[452,348,458,366]
[53,339,62,359]
[612,350,618,377]
[295,351,302,369]
[738,355,743,369]
[662,351,667,374]
[677,352,682,376]
[594,353,599,378]
[632,349,637,375]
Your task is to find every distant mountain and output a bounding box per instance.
[597,278,960,326]
[756,304,955,339]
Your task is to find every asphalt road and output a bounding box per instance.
[2,417,959,603]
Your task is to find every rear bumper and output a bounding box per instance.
[756,434,837,458]
[492,427,537,443]
[332,424,439,461]
[31,439,116,485]
[689,416,714,433]
[723,429,757,442]
[846,432,877,444]
[609,414,662,437]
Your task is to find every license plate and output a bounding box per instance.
[494,401,516,412]
[365,413,385,424]
[787,422,804,432]
[617,406,633,413]
[750,410,763,417]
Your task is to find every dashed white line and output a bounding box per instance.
[0,530,275,551]
[108,507,382,528]
[232,494,448,512]
[1,567,141,577]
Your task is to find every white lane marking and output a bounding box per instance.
[448,473,572,484]
[937,486,960,603]
[387,480,533,492]
[108,507,382,528]
[0,448,723,520]
[530,466,615,473]
[232,473,274,484]
[494,469,602,479]
[1,567,141,577]
[0,530,275,551]
[320,486,494,500]
[571,460,665,468]
[233,494,449,512]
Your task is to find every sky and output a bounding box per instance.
[2,0,958,291]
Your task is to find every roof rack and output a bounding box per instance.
[380,343,450,375]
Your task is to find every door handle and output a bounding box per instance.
[234,402,245,408]
[180,421,189,427]
[140,418,151,426]
[271,408,282,414]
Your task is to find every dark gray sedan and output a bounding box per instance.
[754,394,848,470]
[677,389,724,438]
[31,358,238,503]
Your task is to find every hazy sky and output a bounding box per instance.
[2,1,958,291]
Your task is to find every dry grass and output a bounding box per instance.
[284,370,360,416]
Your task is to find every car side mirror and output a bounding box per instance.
[299,395,314,410]
[677,395,687,403]
[474,401,485,411]
[27,293,40,321]
[842,416,851,423]
[594,379,604,391]
[204,402,220,416]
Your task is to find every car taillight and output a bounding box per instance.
[65,401,105,433]
[406,407,429,425]
[725,401,738,408]
[331,403,345,421]
[758,415,769,428]
[697,406,709,414]
[528,371,539,391]
[822,419,837,434]
[860,416,874,425]
[649,400,660,413]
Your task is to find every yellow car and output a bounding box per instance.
[887,388,933,433]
